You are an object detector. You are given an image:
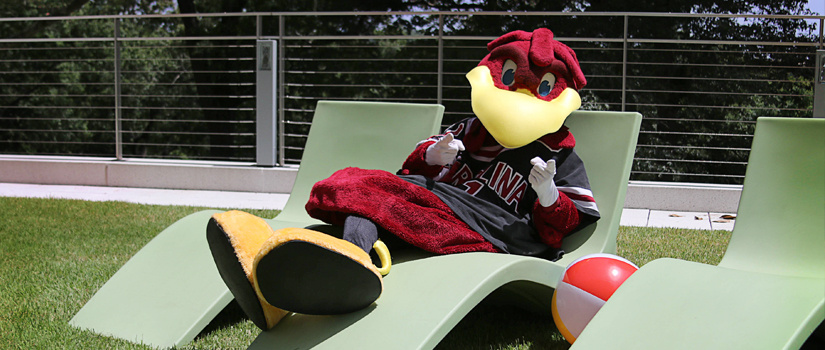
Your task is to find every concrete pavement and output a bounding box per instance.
[0,182,735,231]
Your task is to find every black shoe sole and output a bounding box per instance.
[255,240,382,315]
[206,217,268,330]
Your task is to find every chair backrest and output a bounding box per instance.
[271,100,444,225]
[719,117,825,278]
[559,110,642,263]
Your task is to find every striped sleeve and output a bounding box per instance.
[553,149,600,218]
[531,148,600,248]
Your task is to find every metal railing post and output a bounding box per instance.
[621,15,628,112]
[437,14,444,105]
[815,50,825,118]
[114,17,123,160]
[256,39,278,166]
[277,15,286,166]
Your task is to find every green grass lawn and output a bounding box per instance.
[0,197,733,349]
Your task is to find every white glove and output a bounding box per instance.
[529,157,559,207]
[425,133,465,166]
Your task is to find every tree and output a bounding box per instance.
[0,0,818,182]
[576,0,818,183]
[0,0,186,158]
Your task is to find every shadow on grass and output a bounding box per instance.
[436,297,570,350]
[196,293,824,350]
[197,300,250,338]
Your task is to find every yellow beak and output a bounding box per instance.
[466,65,581,149]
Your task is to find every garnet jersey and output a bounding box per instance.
[400,117,600,248]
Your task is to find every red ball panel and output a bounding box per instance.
[561,256,638,301]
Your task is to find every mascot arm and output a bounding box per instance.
[399,139,445,178]
[531,193,581,248]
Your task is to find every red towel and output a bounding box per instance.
[305,167,500,254]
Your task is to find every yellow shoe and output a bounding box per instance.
[253,227,384,315]
[206,210,288,330]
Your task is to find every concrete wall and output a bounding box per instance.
[624,181,741,213]
[0,155,742,212]
[0,155,298,194]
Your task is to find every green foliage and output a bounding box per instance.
[0,0,819,181]
[0,197,274,349]
[617,226,732,267]
[437,301,571,350]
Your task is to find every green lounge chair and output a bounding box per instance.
[248,110,642,349]
[571,117,825,350]
[69,101,445,348]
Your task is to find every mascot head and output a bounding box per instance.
[466,28,586,148]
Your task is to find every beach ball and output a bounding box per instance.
[551,253,639,344]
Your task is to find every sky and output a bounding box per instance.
[808,0,824,15]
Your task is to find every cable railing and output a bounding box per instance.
[0,11,822,184]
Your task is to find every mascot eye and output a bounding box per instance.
[501,59,517,86]
[538,72,557,97]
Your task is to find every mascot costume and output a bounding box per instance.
[207,28,600,330]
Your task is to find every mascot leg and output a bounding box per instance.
[208,210,390,323]
[342,215,393,275]
[206,210,288,330]
[252,227,385,315]
[342,215,379,253]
